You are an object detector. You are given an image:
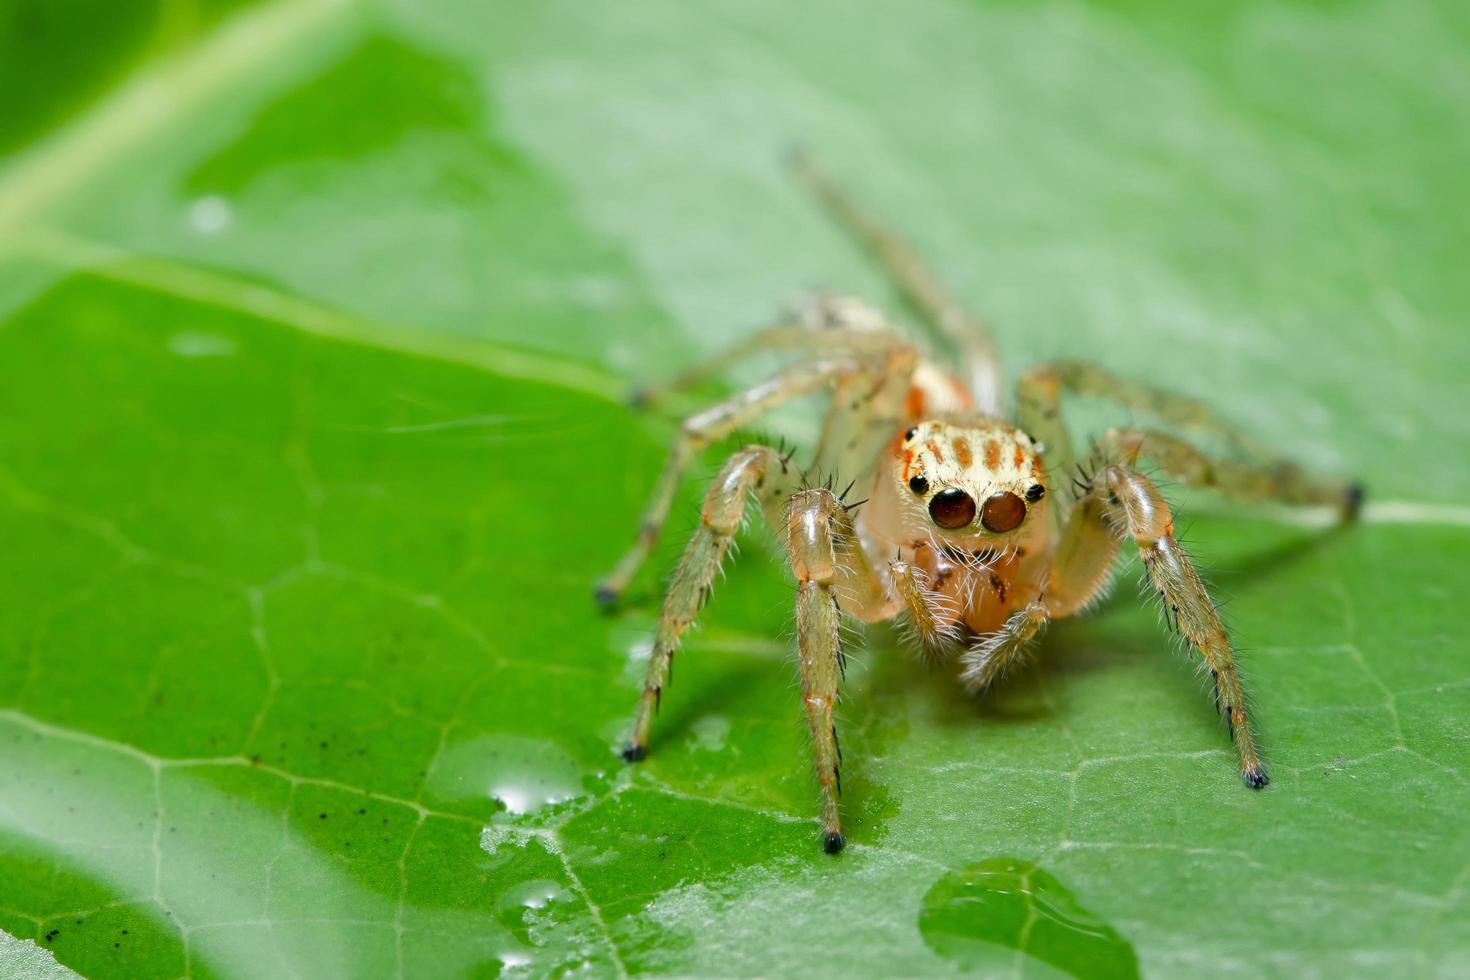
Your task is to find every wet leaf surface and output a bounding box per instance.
[1,1,1467,977]
[919,858,1139,977]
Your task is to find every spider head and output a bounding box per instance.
[873,418,1050,548]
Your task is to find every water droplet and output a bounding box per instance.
[189,195,233,234]
[425,735,584,821]
[498,879,564,913]
[918,858,1138,978]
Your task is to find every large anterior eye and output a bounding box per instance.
[928,488,977,529]
[980,491,1027,532]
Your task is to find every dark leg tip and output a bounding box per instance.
[627,387,651,410]
[1243,766,1269,789]
[594,584,620,608]
[822,831,845,854]
[1343,482,1366,521]
[620,744,646,763]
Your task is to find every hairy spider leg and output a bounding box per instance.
[786,488,876,853]
[887,557,962,664]
[1106,464,1269,786]
[1018,362,1362,525]
[790,149,1003,415]
[959,600,1050,692]
[982,373,1361,785]
[596,358,861,605]
[623,444,802,759]
[1019,448,1271,787]
[1103,426,1361,513]
[811,343,919,486]
[629,320,898,409]
[622,448,883,851]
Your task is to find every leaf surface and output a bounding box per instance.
[1,1,1467,977]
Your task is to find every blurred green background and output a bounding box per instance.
[1,0,1467,977]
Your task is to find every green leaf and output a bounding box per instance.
[918,858,1139,977]
[2,2,1467,977]
[0,0,264,155]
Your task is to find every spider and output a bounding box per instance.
[596,152,1362,854]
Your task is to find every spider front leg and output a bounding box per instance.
[624,461,880,852]
[1109,466,1267,785]
[787,488,876,853]
[1056,462,1269,787]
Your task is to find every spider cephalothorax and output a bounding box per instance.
[596,154,1362,853]
[858,418,1054,640]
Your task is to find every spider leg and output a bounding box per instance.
[811,342,918,482]
[596,358,860,605]
[1020,400,1328,786]
[629,320,897,409]
[1018,361,1361,524]
[785,488,869,853]
[790,149,1002,414]
[887,558,961,665]
[959,601,1050,692]
[1053,457,1270,788]
[1039,492,1121,618]
[624,462,883,853]
[622,444,801,760]
[1103,425,1359,512]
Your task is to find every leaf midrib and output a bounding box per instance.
[11,233,1469,534]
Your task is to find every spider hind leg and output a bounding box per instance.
[596,358,859,606]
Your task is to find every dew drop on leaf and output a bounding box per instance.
[424,734,585,819]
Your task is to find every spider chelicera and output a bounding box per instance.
[596,152,1361,853]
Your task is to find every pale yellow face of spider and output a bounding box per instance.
[870,418,1051,547]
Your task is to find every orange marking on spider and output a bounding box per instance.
[953,437,973,468]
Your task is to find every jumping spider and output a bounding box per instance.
[597,152,1362,853]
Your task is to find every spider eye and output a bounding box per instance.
[980,491,1027,533]
[908,474,929,495]
[928,488,976,529]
